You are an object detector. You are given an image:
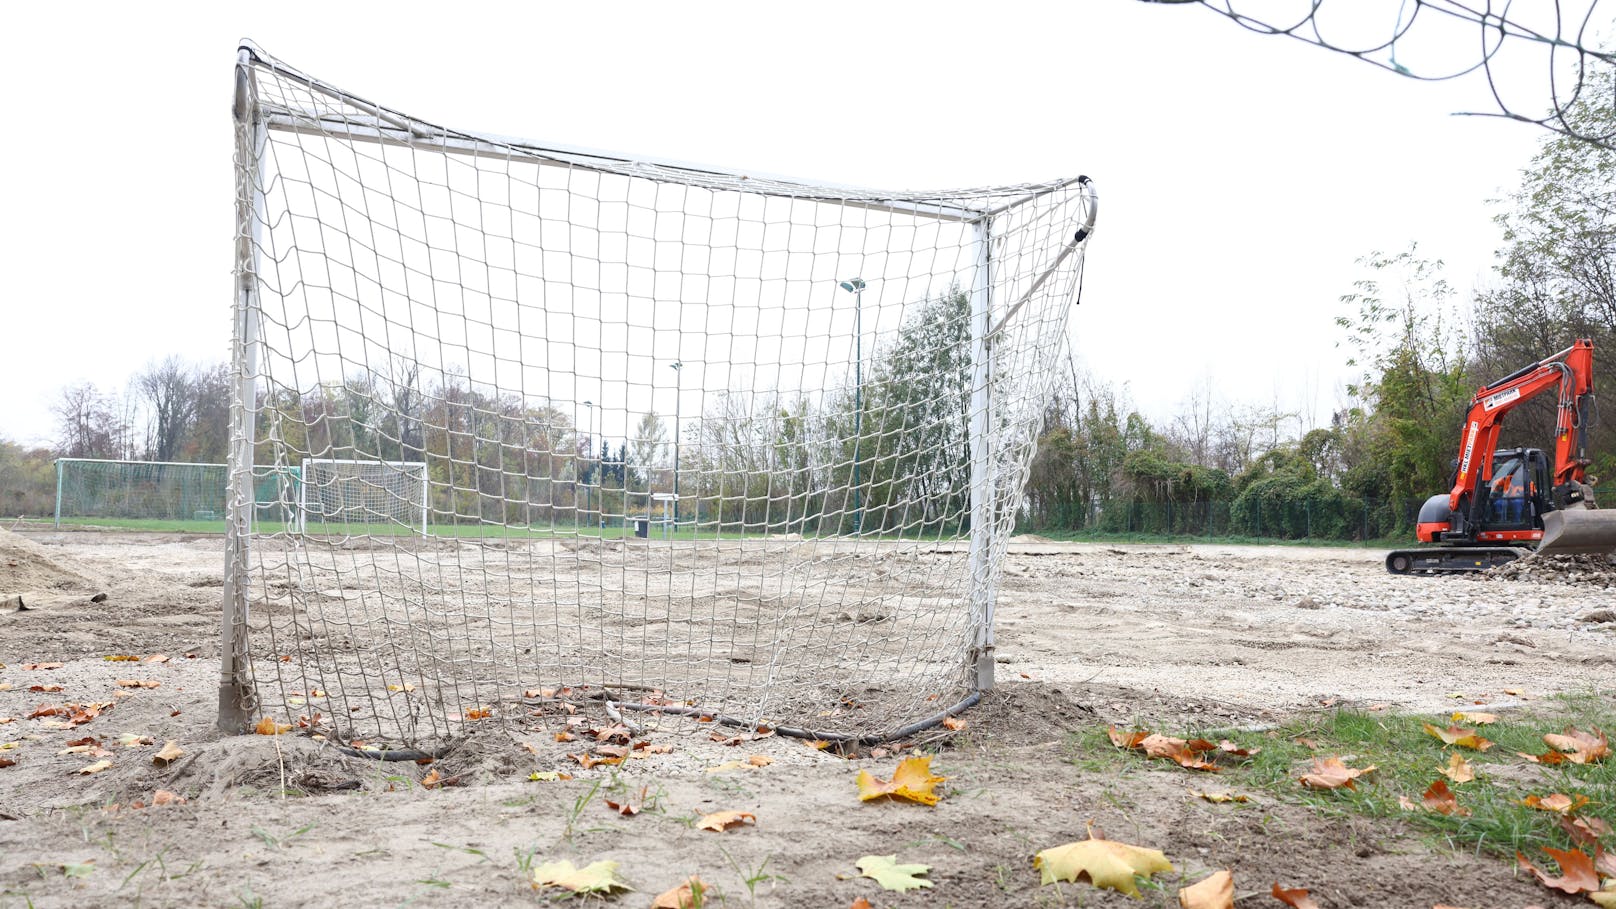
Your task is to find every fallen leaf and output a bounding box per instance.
[463,708,492,720]
[1420,779,1470,816]
[28,684,64,693]
[1190,790,1249,804]
[76,759,112,775]
[1271,882,1321,909]
[1034,833,1174,896]
[531,859,632,894]
[1451,711,1498,725]
[1217,740,1260,757]
[152,741,184,765]
[421,769,443,789]
[22,662,64,670]
[253,717,291,735]
[1523,793,1591,815]
[650,876,711,909]
[605,785,648,816]
[1543,727,1610,764]
[143,654,169,663]
[117,733,154,747]
[568,753,622,769]
[386,683,415,693]
[554,731,576,742]
[747,755,773,767]
[856,755,946,806]
[1178,869,1234,909]
[1556,814,1612,846]
[1422,723,1494,751]
[0,758,15,768]
[1107,727,1149,750]
[1591,881,1616,909]
[58,744,110,757]
[857,855,932,892]
[114,680,161,689]
[151,790,183,806]
[1299,756,1376,790]
[1294,736,1320,749]
[1504,687,1527,697]
[849,899,874,909]
[1516,847,1599,894]
[527,771,572,781]
[704,761,751,774]
[1519,750,1569,765]
[696,810,755,832]
[1438,752,1475,783]
[941,716,967,731]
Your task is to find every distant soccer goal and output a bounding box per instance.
[298,459,428,536]
[219,41,1098,748]
[54,458,297,528]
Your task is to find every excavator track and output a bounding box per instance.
[1384,547,1530,575]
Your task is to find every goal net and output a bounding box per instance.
[298,459,428,536]
[220,42,1099,748]
[55,458,295,527]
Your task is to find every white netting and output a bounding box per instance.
[220,42,1098,747]
[298,459,427,534]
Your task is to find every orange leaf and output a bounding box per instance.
[650,876,711,909]
[254,717,291,735]
[604,785,648,816]
[1217,740,1260,757]
[0,758,16,769]
[856,755,946,806]
[567,753,622,769]
[1178,869,1234,909]
[1523,793,1590,815]
[554,731,576,742]
[1544,727,1610,764]
[1516,847,1599,894]
[28,684,64,693]
[747,755,773,767]
[1299,756,1375,790]
[1518,749,1568,765]
[1438,752,1475,783]
[1422,723,1494,751]
[103,655,140,662]
[1107,727,1149,750]
[463,708,492,720]
[1557,814,1612,847]
[1421,779,1470,816]
[1271,882,1322,909]
[941,716,967,731]
[696,810,755,832]
[848,900,874,909]
[151,789,183,806]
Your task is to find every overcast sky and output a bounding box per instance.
[0,2,1565,448]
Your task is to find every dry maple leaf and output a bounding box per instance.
[1451,711,1497,725]
[1299,756,1375,790]
[1422,723,1494,751]
[531,859,632,894]
[1271,882,1321,909]
[1518,749,1568,765]
[1034,833,1173,896]
[0,758,16,769]
[253,717,291,735]
[1556,814,1613,847]
[1217,740,1260,757]
[1523,793,1591,815]
[567,753,622,769]
[29,684,64,693]
[1543,727,1610,764]
[151,790,183,806]
[650,876,710,909]
[856,755,946,806]
[1516,847,1599,894]
[747,755,772,767]
[1191,790,1249,804]
[1107,727,1149,750]
[696,810,755,832]
[1420,779,1470,816]
[848,900,874,909]
[1178,869,1234,909]
[605,785,648,816]
[1438,752,1475,783]
[152,741,184,765]
[76,759,112,775]
[856,855,933,892]
[941,716,967,731]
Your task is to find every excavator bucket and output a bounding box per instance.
[1538,508,1616,556]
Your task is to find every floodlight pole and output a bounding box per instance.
[839,278,866,534]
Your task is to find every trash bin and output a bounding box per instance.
[633,518,649,539]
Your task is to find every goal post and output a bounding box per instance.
[53,458,301,528]
[220,41,1099,747]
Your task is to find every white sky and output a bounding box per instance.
[0,1,1564,448]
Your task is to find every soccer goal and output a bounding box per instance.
[219,41,1098,748]
[55,458,298,528]
[297,459,428,536]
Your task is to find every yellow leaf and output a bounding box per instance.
[1178,869,1234,909]
[1590,881,1616,909]
[527,771,572,781]
[1034,833,1174,896]
[856,855,932,892]
[1438,752,1475,783]
[253,717,291,735]
[1450,711,1497,725]
[76,759,112,775]
[531,859,631,894]
[1422,723,1494,751]
[651,876,711,909]
[152,740,184,765]
[1190,790,1249,804]
[696,810,755,832]
[386,683,416,693]
[856,755,946,806]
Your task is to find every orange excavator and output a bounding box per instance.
[1385,339,1616,574]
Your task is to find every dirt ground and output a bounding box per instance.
[1,528,1612,908]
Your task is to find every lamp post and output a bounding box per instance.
[838,277,866,534]
[669,361,682,531]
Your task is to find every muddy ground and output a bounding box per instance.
[1,528,1612,908]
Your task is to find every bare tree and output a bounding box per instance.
[52,383,123,459]
[134,357,199,461]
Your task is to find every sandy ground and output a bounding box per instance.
[1,528,1612,908]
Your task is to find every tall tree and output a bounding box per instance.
[134,357,199,461]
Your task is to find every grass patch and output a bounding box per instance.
[1082,692,1614,860]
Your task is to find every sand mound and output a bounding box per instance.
[0,527,95,598]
